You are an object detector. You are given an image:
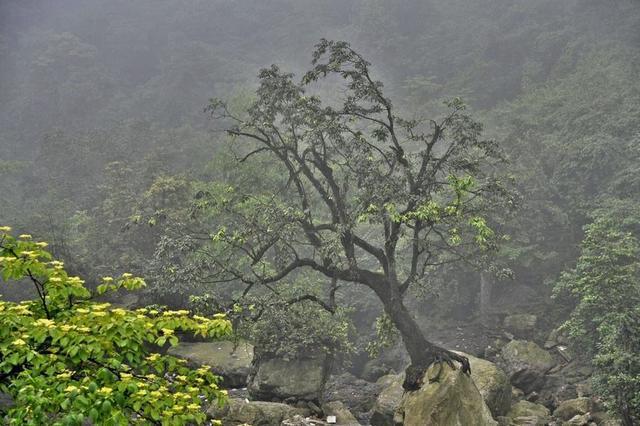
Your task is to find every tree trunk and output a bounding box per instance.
[380,290,436,365]
[372,283,470,389]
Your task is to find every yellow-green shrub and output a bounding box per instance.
[0,227,231,425]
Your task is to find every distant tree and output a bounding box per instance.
[494,48,640,290]
[554,200,640,426]
[205,39,513,385]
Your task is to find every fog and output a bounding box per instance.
[1,1,639,424]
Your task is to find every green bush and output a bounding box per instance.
[0,227,231,425]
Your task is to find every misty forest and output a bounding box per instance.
[1,1,639,425]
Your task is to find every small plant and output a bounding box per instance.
[365,314,398,358]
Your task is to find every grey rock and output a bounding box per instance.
[361,360,393,382]
[249,355,328,402]
[500,340,555,393]
[537,373,574,408]
[167,340,253,388]
[553,397,592,421]
[281,414,322,425]
[370,374,404,426]
[505,400,551,426]
[207,398,309,425]
[544,327,570,350]
[562,413,591,426]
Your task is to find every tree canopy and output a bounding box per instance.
[204,39,514,379]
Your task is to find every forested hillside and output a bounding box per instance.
[1,1,639,424]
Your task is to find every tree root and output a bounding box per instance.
[429,349,471,382]
[436,349,471,375]
[402,349,471,391]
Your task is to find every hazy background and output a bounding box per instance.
[1,0,639,328]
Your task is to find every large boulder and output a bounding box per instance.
[553,397,592,421]
[207,398,309,425]
[455,351,511,417]
[397,363,498,426]
[370,374,404,426]
[500,340,555,393]
[503,315,537,339]
[248,355,328,402]
[504,400,551,426]
[371,354,511,424]
[167,340,253,388]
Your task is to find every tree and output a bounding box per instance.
[0,226,231,425]
[205,39,513,385]
[554,200,640,426]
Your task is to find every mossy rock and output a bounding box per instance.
[167,340,253,388]
[398,363,497,426]
[248,355,328,402]
[553,397,592,421]
[455,351,512,417]
[562,413,591,425]
[500,340,555,393]
[207,398,308,425]
[506,400,550,425]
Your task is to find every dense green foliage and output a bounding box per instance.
[0,227,230,425]
[554,202,640,425]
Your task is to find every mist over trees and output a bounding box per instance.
[1,0,640,424]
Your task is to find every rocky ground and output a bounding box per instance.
[0,310,619,425]
[159,307,622,426]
